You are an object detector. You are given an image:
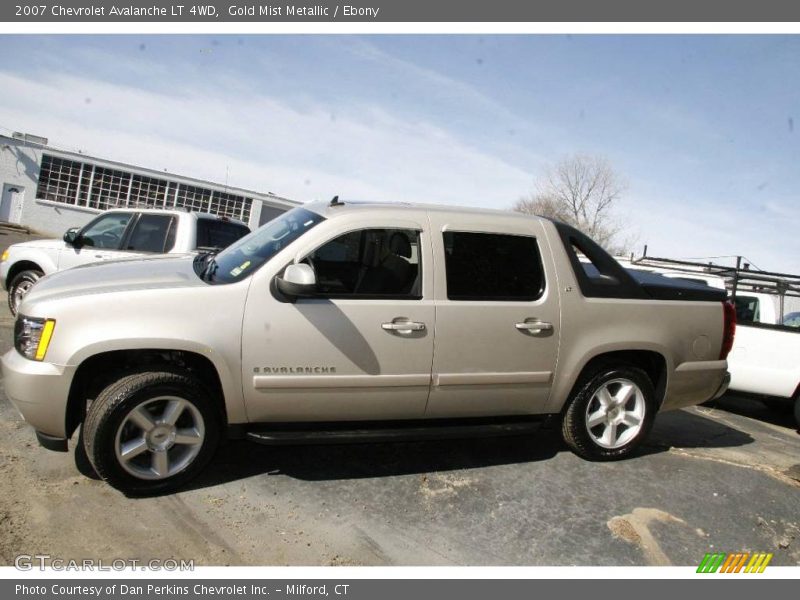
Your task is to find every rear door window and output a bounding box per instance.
[125,214,176,253]
[442,231,544,301]
[196,219,251,251]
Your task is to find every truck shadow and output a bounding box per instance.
[188,430,561,491]
[641,407,756,456]
[702,393,798,431]
[176,409,754,493]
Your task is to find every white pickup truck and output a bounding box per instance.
[727,290,800,425]
[621,256,800,426]
[0,208,251,315]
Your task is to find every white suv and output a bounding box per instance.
[1,208,250,314]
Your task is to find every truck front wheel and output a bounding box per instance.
[562,364,657,460]
[82,370,221,495]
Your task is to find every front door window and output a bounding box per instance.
[80,212,133,249]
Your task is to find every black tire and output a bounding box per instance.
[760,397,794,415]
[8,268,43,316]
[73,424,100,480]
[82,370,221,496]
[562,363,657,460]
[794,395,800,429]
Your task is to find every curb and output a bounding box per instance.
[0,222,33,234]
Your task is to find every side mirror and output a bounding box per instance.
[63,227,81,247]
[276,263,317,298]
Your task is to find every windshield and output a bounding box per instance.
[782,312,800,328]
[197,207,325,284]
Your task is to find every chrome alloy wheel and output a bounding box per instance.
[114,396,205,480]
[584,378,646,449]
[12,279,36,311]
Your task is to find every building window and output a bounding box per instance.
[175,184,211,213]
[128,174,170,208]
[89,166,130,210]
[36,155,83,205]
[210,190,252,223]
[35,153,254,223]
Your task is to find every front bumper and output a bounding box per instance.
[1,348,74,441]
[0,259,10,290]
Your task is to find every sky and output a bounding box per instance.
[0,34,797,272]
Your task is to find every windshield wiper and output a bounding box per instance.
[201,256,219,282]
[193,252,207,269]
[193,252,212,278]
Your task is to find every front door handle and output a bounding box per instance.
[515,320,553,333]
[382,320,426,333]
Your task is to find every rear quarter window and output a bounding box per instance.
[196,219,251,251]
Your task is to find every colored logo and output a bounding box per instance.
[697,552,773,573]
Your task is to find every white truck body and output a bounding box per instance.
[619,257,800,423]
[727,324,800,399]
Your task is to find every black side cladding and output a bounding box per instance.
[553,222,726,302]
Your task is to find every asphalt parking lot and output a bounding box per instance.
[0,230,797,567]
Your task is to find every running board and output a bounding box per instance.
[245,417,546,446]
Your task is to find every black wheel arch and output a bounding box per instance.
[65,349,227,439]
[5,260,44,290]
[563,349,668,414]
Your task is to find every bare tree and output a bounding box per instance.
[514,154,630,251]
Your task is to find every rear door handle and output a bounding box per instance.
[382,320,426,333]
[515,320,553,333]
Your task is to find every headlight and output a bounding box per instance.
[14,316,56,361]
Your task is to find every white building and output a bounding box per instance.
[0,131,297,235]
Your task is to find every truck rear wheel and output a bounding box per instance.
[82,370,220,496]
[8,268,43,316]
[562,364,657,460]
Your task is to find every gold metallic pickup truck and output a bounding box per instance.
[1,199,733,495]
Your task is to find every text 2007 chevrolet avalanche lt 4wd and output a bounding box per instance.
[1,200,734,495]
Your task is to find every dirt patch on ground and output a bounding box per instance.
[0,425,237,565]
[0,434,31,562]
[607,508,698,566]
[607,517,641,546]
